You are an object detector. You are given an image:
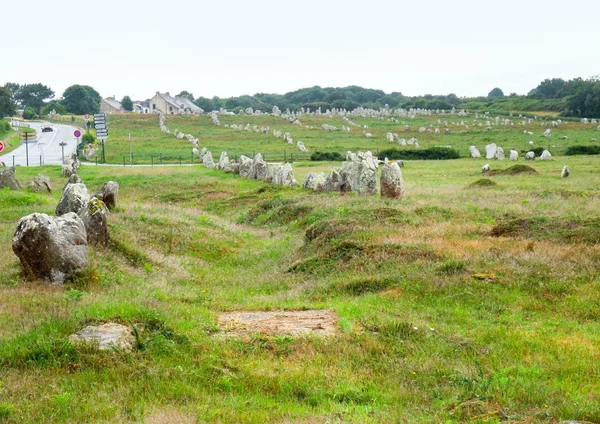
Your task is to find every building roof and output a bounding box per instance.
[174,96,202,113]
[159,93,182,110]
[102,98,123,111]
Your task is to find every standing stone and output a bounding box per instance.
[539,150,552,160]
[61,155,80,177]
[380,161,405,200]
[340,151,379,195]
[485,143,497,159]
[203,151,216,168]
[79,198,109,246]
[56,183,90,216]
[238,155,253,177]
[544,129,552,137]
[303,172,326,192]
[217,151,230,171]
[0,168,22,190]
[482,164,490,173]
[525,151,535,160]
[469,146,481,158]
[561,166,570,178]
[27,174,52,193]
[509,149,518,161]
[324,169,342,192]
[494,146,505,160]
[248,153,268,180]
[92,181,119,210]
[12,212,87,283]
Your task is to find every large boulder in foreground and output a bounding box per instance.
[380,161,405,200]
[238,155,253,177]
[303,172,326,192]
[12,212,87,283]
[69,322,135,352]
[27,174,52,193]
[0,168,21,190]
[56,183,90,216]
[79,198,109,245]
[92,181,119,210]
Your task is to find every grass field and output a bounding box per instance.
[0,154,599,422]
[92,113,600,165]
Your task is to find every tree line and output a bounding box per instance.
[1,76,599,119]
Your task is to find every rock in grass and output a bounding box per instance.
[380,161,405,200]
[494,146,505,160]
[561,165,570,178]
[272,163,299,187]
[485,143,497,159]
[539,150,552,160]
[525,151,535,160]
[469,146,481,158]
[324,168,342,192]
[12,213,87,283]
[79,198,109,245]
[0,167,22,190]
[339,151,379,196]
[27,174,52,193]
[482,164,490,173]
[202,150,216,168]
[61,155,80,177]
[303,172,326,192]
[69,322,135,352]
[92,181,119,210]
[56,183,90,216]
[63,174,82,192]
[509,149,518,161]
[248,153,268,180]
[238,155,252,177]
[217,151,230,171]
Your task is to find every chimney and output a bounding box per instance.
[166,92,170,96]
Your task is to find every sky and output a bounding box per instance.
[3,0,599,101]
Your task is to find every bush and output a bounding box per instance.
[565,145,600,155]
[22,107,37,120]
[81,133,95,145]
[0,118,10,133]
[520,147,544,156]
[378,147,460,160]
[310,151,344,161]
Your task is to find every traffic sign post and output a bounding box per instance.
[94,113,108,163]
[0,141,4,153]
[59,142,67,162]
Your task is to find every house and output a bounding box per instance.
[149,92,203,115]
[100,97,124,114]
[133,100,150,114]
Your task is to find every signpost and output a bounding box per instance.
[0,141,4,153]
[94,113,108,163]
[59,142,67,162]
[19,131,36,166]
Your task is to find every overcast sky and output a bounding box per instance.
[3,0,599,101]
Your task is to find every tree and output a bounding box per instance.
[121,95,133,111]
[177,91,194,101]
[22,106,37,120]
[529,78,566,99]
[0,86,16,118]
[194,97,214,111]
[18,83,54,113]
[4,82,21,104]
[41,100,66,115]
[61,85,101,114]
[487,88,505,99]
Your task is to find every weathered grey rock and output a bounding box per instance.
[200,147,207,159]
[248,153,268,180]
[79,198,109,245]
[238,155,252,177]
[62,174,82,194]
[561,165,570,178]
[303,172,326,192]
[485,143,497,159]
[228,160,240,174]
[339,151,379,195]
[271,163,299,187]
[380,161,405,200]
[494,146,505,160]
[12,212,87,283]
[69,323,135,352]
[544,128,552,137]
[203,151,216,168]
[217,151,230,171]
[324,168,342,192]
[525,151,535,160]
[92,181,119,210]
[61,155,80,177]
[469,146,481,158]
[509,149,518,161]
[27,174,52,193]
[539,150,552,160]
[56,183,90,216]
[0,168,22,190]
[482,164,490,173]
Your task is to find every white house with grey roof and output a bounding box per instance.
[149,92,203,115]
[100,97,124,114]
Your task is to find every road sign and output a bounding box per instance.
[95,124,106,130]
[74,130,82,138]
[85,114,90,120]
[0,141,4,152]
[94,113,105,120]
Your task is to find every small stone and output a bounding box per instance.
[27,174,52,193]
[79,198,109,245]
[561,165,570,178]
[69,322,135,352]
[380,161,405,200]
[0,167,22,190]
[56,183,90,216]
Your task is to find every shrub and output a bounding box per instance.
[378,147,460,160]
[565,145,600,155]
[0,118,10,133]
[81,133,95,145]
[310,151,343,161]
[22,107,37,120]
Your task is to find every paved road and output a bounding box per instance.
[0,122,80,166]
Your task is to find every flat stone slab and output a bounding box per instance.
[217,310,338,337]
[69,322,135,352]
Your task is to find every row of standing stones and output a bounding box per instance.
[200,148,406,200]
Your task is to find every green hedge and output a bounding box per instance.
[310,151,344,161]
[565,145,600,155]
[378,147,460,160]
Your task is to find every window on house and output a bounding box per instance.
[152,104,156,110]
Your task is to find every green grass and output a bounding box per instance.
[85,113,600,165]
[0,154,599,422]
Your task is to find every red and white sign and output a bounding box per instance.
[74,130,82,138]
[0,141,4,153]
[85,114,90,121]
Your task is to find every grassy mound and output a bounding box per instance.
[486,165,538,176]
[468,178,497,188]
